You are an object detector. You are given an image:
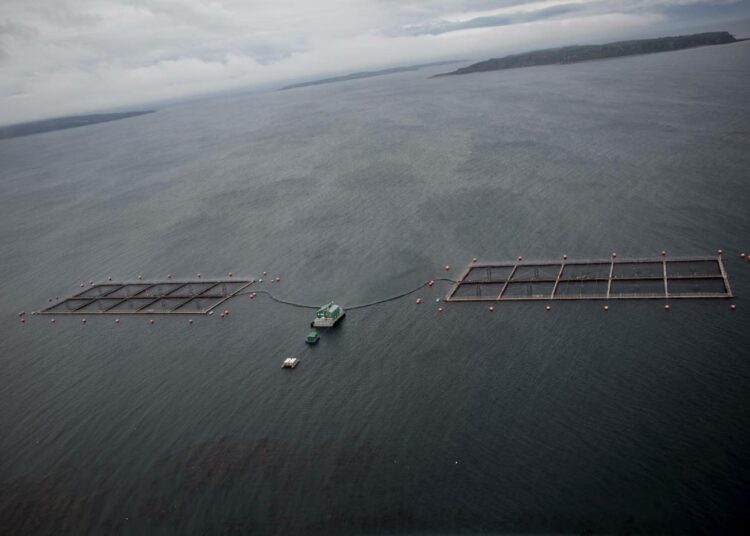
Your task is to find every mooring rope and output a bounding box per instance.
[236,277,458,311]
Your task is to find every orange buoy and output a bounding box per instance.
[489,306,495,312]
[730,304,736,310]
[664,304,670,311]
[415,298,422,304]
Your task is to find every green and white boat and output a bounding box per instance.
[312,302,345,328]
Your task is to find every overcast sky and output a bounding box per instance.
[1,0,749,125]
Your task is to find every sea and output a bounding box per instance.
[1,40,750,534]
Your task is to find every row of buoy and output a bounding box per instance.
[456,249,750,265]
[411,303,738,315]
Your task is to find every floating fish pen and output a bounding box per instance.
[38,280,253,315]
[446,256,732,302]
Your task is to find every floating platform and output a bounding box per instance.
[38,279,253,315]
[446,256,732,301]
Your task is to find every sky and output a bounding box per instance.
[1,0,749,125]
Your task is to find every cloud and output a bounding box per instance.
[397,3,587,36]
[0,0,748,126]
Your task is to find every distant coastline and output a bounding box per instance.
[434,32,743,77]
[0,111,155,140]
[279,60,463,90]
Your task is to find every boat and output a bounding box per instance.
[281,357,299,369]
[312,302,345,328]
[305,330,320,344]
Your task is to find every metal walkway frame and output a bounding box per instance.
[446,256,732,302]
[38,279,254,315]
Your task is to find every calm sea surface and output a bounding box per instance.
[2,41,750,534]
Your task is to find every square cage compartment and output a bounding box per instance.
[446,256,731,302]
[40,279,253,315]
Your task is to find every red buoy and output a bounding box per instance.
[472,257,478,263]
[517,256,523,262]
[80,283,84,288]
[228,272,233,277]
[661,251,666,256]
[545,305,551,311]
[262,271,267,276]
[741,253,746,258]
[427,280,434,287]
[563,255,567,260]
[223,309,229,316]
[20,318,25,324]
[489,306,495,312]
[730,304,736,310]
[717,249,723,255]
[197,273,202,278]
[219,312,225,318]
[604,305,609,312]
[149,319,155,325]
[138,275,143,280]
[167,274,172,279]
[188,319,193,324]
[115,318,120,324]
[664,304,670,311]
[81,318,87,324]
[612,252,617,258]
[437,307,444,313]
[415,298,422,304]
[50,318,56,324]
[107,276,112,281]
[17,311,25,317]
[444,265,450,271]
